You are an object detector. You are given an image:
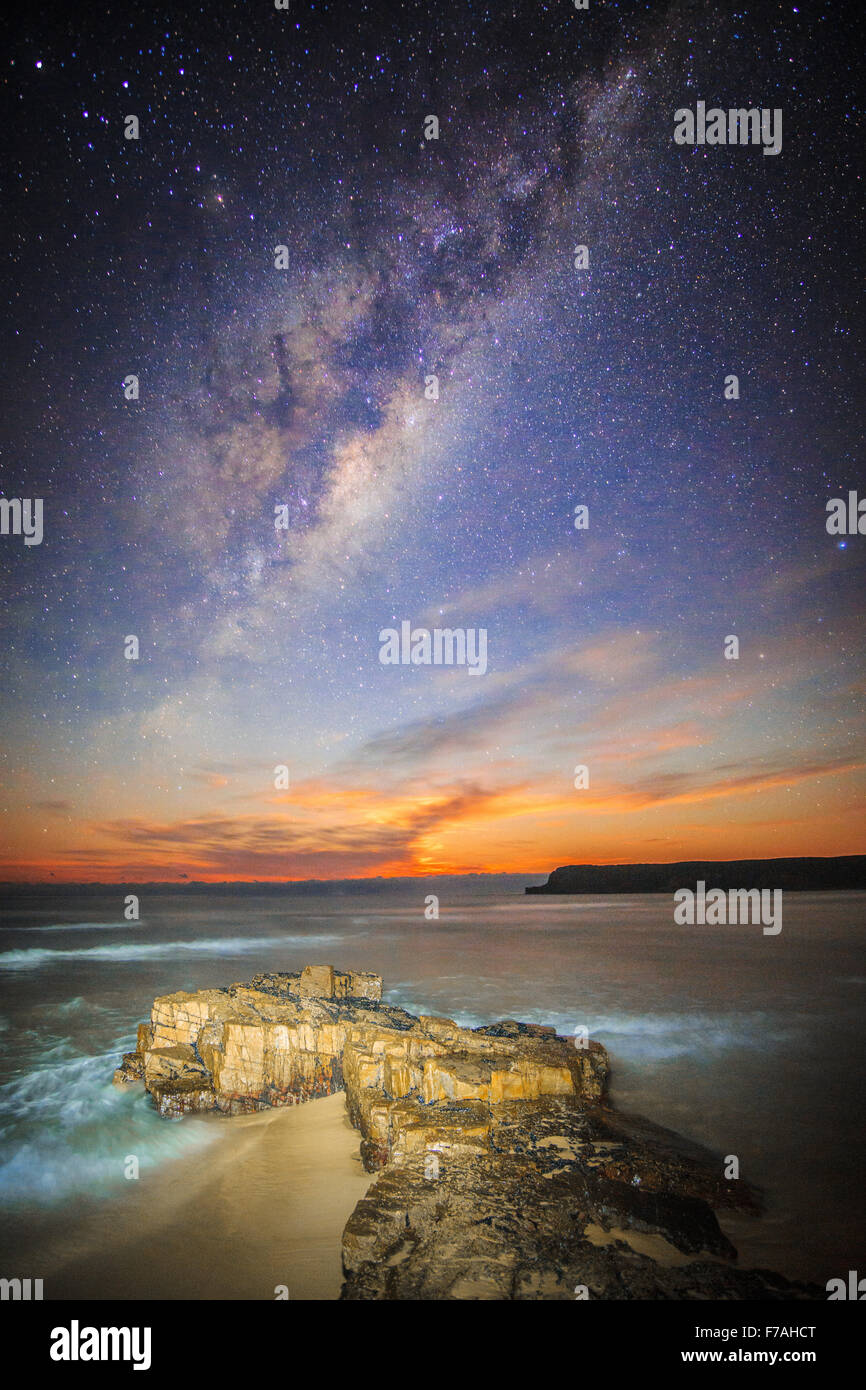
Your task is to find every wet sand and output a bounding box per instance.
[46,1093,372,1300]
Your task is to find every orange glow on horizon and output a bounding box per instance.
[2,761,863,884]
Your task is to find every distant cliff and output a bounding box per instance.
[526,855,866,894]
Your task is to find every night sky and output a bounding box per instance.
[1,0,863,882]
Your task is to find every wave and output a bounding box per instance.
[0,1039,135,1119]
[6,920,141,933]
[528,1009,799,1062]
[0,1042,222,1204]
[385,987,799,1062]
[47,996,112,1017]
[0,931,349,971]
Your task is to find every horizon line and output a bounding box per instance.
[2,853,864,890]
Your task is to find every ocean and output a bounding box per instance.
[0,884,864,1295]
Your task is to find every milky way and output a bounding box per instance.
[1,0,863,881]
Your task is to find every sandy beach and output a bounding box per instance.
[2,891,863,1296]
[44,1093,372,1300]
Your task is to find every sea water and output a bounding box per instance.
[0,884,863,1293]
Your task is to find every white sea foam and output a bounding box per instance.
[0,932,348,970]
[385,989,799,1062]
[559,1010,798,1061]
[0,1039,222,1204]
[6,920,141,933]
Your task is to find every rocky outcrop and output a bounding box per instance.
[113,963,820,1300]
[113,965,604,1127]
[113,965,410,1116]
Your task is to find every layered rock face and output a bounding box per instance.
[114,965,402,1117]
[113,963,604,1126]
[114,964,819,1300]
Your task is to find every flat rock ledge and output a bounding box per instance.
[113,963,820,1301]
